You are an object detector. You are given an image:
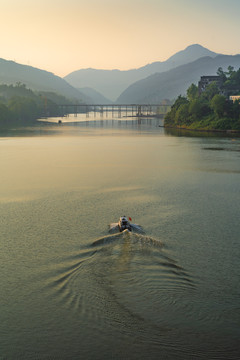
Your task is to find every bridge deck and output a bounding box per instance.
[57,103,171,118]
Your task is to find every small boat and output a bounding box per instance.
[118,216,132,232]
[109,216,143,233]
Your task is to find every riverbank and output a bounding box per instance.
[164,124,240,135]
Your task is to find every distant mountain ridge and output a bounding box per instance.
[0,58,87,102]
[116,55,240,104]
[1,44,238,106]
[77,87,112,104]
[64,44,219,101]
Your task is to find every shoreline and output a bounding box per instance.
[163,125,240,135]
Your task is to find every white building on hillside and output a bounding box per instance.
[229,95,240,102]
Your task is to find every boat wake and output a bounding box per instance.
[39,222,195,358]
[91,228,163,248]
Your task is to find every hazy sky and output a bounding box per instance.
[1,0,240,77]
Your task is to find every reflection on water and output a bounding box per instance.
[0,116,164,141]
[1,116,240,359]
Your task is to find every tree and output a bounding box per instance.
[226,99,240,120]
[172,95,189,110]
[8,97,39,122]
[187,84,199,101]
[189,98,211,120]
[164,95,189,126]
[175,103,189,125]
[227,66,234,77]
[0,103,12,123]
[210,94,226,118]
[201,82,219,101]
[217,67,227,82]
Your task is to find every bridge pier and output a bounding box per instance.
[137,105,142,117]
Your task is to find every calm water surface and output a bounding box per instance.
[1,115,240,359]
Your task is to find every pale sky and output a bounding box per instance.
[1,0,240,77]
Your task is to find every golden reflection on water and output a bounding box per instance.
[1,124,240,207]
[0,129,187,203]
[1,123,240,360]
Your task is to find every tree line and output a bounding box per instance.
[165,66,240,131]
[0,83,79,126]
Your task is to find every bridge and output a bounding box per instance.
[58,103,171,118]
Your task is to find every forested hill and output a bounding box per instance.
[0,83,74,126]
[0,58,87,102]
[116,55,240,104]
[164,66,240,131]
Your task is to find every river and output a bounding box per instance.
[1,114,240,359]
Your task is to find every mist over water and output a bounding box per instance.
[1,115,240,359]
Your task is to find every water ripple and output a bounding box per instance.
[41,230,195,337]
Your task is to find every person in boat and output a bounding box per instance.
[109,216,143,233]
[118,216,132,232]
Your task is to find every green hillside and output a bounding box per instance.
[165,67,240,131]
[0,83,72,127]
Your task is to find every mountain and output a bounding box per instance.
[164,44,218,67]
[77,87,112,104]
[116,55,240,104]
[65,68,136,102]
[64,44,219,101]
[0,58,87,102]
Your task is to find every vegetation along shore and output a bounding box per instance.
[164,66,240,132]
[0,83,78,128]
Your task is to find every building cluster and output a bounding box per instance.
[198,76,223,94]
[198,75,240,102]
